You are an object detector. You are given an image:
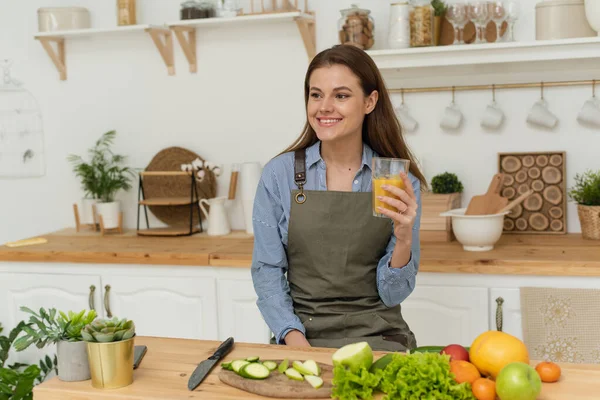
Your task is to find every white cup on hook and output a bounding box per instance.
[395,89,418,132]
[577,80,600,127]
[526,82,558,129]
[440,87,463,130]
[481,85,504,130]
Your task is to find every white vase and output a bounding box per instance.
[81,198,98,224]
[95,201,121,229]
[585,0,600,35]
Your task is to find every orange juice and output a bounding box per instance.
[373,177,405,214]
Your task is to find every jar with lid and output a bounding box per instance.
[180,0,216,20]
[387,2,411,49]
[409,0,434,47]
[337,4,375,50]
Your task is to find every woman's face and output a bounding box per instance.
[307,64,378,144]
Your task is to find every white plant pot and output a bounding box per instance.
[96,201,121,229]
[585,0,600,35]
[81,198,98,225]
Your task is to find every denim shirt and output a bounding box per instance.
[251,140,421,344]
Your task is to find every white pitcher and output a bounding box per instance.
[199,196,231,236]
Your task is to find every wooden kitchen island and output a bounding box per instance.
[33,336,600,400]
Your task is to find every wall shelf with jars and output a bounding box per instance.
[33,11,314,81]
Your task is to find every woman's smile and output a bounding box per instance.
[316,117,343,127]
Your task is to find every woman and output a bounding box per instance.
[250,44,426,352]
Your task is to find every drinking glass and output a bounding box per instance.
[490,1,506,42]
[446,2,468,45]
[505,0,519,41]
[468,1,490,44]
[372,157,410,218]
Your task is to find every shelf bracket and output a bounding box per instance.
[295,14,316,61]
[36,37,67,81]
[146,27,175,76]
[171,26,197,73]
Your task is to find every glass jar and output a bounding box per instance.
[181,0,200,20]
[409,0,435,47]
[337,4,375,50]
[388,2,411,49]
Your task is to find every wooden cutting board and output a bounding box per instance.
[465,173,508,215]
[218,360,334,399]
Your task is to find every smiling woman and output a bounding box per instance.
[250,44,427,352]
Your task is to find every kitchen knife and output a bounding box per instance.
[188,337,234,391]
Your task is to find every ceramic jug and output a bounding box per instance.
[199,196,231,236]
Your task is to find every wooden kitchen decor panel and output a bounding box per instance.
[498,151,567,235]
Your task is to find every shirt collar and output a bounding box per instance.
[306,140,375,171]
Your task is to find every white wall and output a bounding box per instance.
[1,0,599,244]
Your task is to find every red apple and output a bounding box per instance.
[441,344,470,362]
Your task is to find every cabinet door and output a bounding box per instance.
[217,279,271,344]
[0,273,102,366]
[489,288,523,340]
[102,275,218,340]
[401,285,489,347]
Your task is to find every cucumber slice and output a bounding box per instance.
[262,361,277,371]
[231,360,250,373]
[278,358,289,374]
[245,356,260,362]
[305,375,324,389]
[221,361,232,370]
[239,362,270,380]
[292,360,314,376]
[302,360,321,376]
[284,368,304,381]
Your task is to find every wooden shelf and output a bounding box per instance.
[33,12,315,80]
[366,36,600,88]
[139,197,196,206]
[137,227,200,237]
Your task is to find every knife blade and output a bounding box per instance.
[188,337,234,391]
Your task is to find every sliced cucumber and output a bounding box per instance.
[305,375,324,389]
[285,368,304,381]
[278,358,289,374]
[221,361,232,370]
[245,356,260,362]
[262,361,277,371]
[292,360,314,376]
[302,360,321,376]
[231,360,250,373]
[239,362,270,380]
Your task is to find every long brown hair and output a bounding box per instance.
[281,44,427,189]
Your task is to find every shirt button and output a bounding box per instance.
[354,180,359,185]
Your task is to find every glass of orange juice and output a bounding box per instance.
[372,157,410,218]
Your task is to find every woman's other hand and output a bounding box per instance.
[284,330,312,347]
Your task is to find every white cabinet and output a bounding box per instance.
[217,279,270,344]
[489,288,523,340]
[101,275,219,340]
[0,272,102,366]
[401,285,489,347]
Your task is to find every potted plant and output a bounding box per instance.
[13,307,97,382]
[68,130,135,230]
[421,172,464,242]
[431,0,447,46]
[568,169,600,240]
[82,317,136,389]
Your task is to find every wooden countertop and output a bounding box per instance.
[32,336,600,400]
[1,228,600,276]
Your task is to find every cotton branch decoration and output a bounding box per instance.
[181,158,222,183]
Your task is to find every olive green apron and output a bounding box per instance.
[272,149,417,352]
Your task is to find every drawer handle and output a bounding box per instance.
[496,297,504,332]
[89,285,96,311]
[104,285,112,318]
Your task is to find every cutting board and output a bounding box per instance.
[218,360,334,399]
[465,173,508,215]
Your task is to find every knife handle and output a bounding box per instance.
[210,337,234,360]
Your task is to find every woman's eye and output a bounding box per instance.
[310,93,321,99]
[336,94,349,99]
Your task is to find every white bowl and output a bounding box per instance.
[440,208,511,252]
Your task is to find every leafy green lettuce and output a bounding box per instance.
[332,352,476,400]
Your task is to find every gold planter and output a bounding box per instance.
[86,337,134,389]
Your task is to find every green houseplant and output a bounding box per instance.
[422,172,463,242]
[13,307,97,382]
[82,317,136,389]
[568,169,600,240]
[67,130,135,231]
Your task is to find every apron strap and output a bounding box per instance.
[294,149,307,204]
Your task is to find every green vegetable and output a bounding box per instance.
[221,362,232,370]
[262,361,277,371]
[332,364,381,400]
[245,356,259,362]
[408,346,446,354]
[231,360,250,373]
[278,358,289,374]
[370,354,394,372]
[239,362,270,380]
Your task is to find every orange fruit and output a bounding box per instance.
[535,361,561,383]
[470,330,529,378]
[450,360,481,384]
[471,377,496,400]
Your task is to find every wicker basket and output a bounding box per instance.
[577,204,600,240]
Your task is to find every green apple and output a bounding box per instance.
[496,362,542,400]
[292,360,314,376]
[305,375,324,389]
[332,342,373,371]
[303,360,321,376]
